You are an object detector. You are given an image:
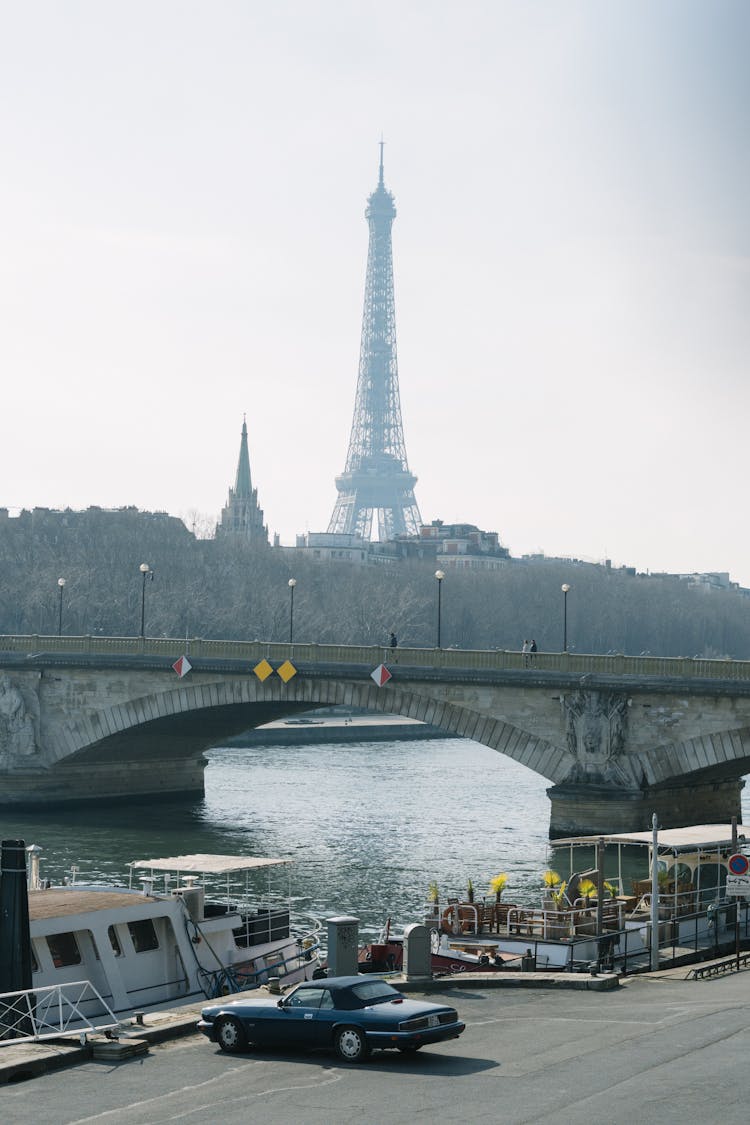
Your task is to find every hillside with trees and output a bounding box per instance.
[1,507,750,659]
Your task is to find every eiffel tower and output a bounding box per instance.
[328,145,422,541]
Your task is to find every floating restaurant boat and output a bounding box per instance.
[362,824,750,976]
[25,850,322,1018]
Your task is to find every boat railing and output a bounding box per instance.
[232,907,292,947]
[563,898,750,974]
[505,905,622,941]
[200,933,323,998]
[637,890,699,918]
[0,980,118,1045]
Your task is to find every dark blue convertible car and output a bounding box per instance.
[197,975,465,1062]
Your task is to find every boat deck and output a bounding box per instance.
[29,889,158,921]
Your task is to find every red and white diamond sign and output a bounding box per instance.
[172,655,192,679]
[370,663,392,688]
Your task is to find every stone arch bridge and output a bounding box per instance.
[2,636,750,837]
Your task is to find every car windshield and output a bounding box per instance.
[348,981,402,1006]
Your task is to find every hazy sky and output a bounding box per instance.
[2,2,749,580]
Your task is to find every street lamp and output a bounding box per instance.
[57,578,66,637]
[288,578,297,643]
[139,563,152,638]
[435,570,445,649]
[561,583,571,652]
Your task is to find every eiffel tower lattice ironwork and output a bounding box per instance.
[328,146,422,541]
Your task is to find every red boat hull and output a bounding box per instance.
[359,940,517,975]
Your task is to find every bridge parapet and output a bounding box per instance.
[1,635,748,682]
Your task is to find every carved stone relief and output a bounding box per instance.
[0,674,39,767]
[563,690,643,788]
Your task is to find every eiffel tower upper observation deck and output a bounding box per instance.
[328,146,422,541]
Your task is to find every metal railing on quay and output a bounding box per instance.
[0,980,118,1044]
[3,634,750,682]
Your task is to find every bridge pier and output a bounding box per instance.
[0,757,206,808]
[547,776,745,839]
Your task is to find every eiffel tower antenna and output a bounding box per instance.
[327,145,422,541]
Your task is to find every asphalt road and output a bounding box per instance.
[5,973,750,1125]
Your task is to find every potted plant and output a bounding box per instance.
[542,869,561,911]
[576,878,597,906]
[425,881,440,925]
[489,873,508,902]
[657,868,675,919]
[546,881,570,939]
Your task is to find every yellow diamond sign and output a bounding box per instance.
[277,660,297,683]
[253,659,273,682]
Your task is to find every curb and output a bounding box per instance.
[394,971,620,992]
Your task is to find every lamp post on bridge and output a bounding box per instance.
[139,563,153,638]
[435,570,445,649]
[561,583,571,653]
[288,578,297,644]
[57,578,66,637]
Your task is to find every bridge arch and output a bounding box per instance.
[51,674,570,786]
[641,727,750,788]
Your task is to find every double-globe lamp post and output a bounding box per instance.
[561,583,571,653]
[435,569,445,649]
[57,577,66,637]
[139,563,152,639]
[288,578,297,644]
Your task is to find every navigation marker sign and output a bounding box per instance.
[253,659,273,682]
[172,655,192,679]
[277,660,297,683]
[371,664,392,688]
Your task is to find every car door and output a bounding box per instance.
[309,988,338,1046]
[274,986,324,1047]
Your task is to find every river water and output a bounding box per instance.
[2,738,748,941]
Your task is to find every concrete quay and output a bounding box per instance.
[0,970,618,1085]
[3,962,750,1124]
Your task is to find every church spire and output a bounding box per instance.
[218,417,268,544]
[234,415,253,497]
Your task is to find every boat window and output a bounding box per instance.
[696,863,727,906]
[128,919,159,953]
[47,932,82,968]
[108,926,122,956]
[672,862,693,885]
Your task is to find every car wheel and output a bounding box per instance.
[334,1025,370,1063]
[397,1044,421,1053]
[215,1016,247,1054]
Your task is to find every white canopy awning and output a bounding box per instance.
[128,854,292,875]
[553,824,750,853]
